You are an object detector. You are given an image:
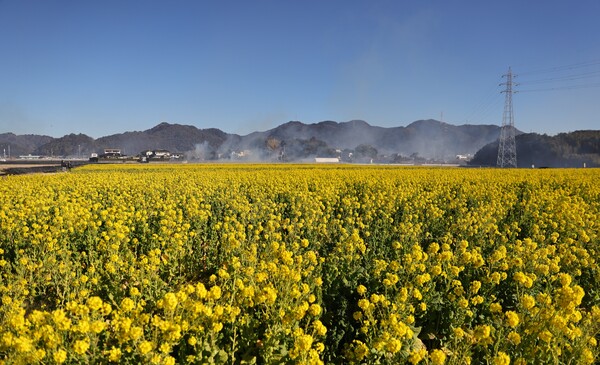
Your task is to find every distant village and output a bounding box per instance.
[88,148,184,163]
[6,146,474,165]
[9,148,186,163]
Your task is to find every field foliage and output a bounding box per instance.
[0,164,599,364]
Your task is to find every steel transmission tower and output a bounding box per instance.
[497,67,518,168]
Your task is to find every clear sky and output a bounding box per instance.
[1,0,599,138]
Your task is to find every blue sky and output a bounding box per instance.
[1,0,599,138]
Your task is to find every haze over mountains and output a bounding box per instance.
[1,120,501,160]
[1,119,598,167]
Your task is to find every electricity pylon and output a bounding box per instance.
[497,67,518,168]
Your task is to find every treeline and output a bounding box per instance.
[469,130,600,167]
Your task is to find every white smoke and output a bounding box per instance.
[187,141,212,161]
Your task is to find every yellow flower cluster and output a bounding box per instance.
[0,164,598,364]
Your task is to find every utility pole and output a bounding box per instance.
[497,67,518,168]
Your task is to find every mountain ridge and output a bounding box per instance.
[1,120,597,166]
[15,119,499,159]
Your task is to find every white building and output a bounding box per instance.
[314,157,340,163]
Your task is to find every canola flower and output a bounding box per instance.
[0,164,598,364]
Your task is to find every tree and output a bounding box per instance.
[355,144,378,159]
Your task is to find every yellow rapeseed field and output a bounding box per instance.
[0,164,598,364]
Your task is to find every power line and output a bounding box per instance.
[519,70,600,85]
[463,77,503,123]
[463,59,599,124]
[519,59,600,76]
[517,59,600,92]
[519,82,600,92]
[473,96,504,125]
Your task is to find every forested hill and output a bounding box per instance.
[469,130,600,167]
[0,133,53,156]
[3,120,503,161]
[3,122,598,165]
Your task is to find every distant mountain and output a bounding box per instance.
[6,120,597,165]
[34,133,95,157]
[0,133,53,157]
[233,119,503,160]
[469,130,600,167]
[94,122,229,155]
[31,122,230,157]
[14,120,504,161]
